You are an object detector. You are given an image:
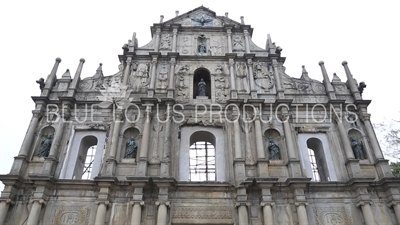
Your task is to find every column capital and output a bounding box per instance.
[32,110,43,118]
[260,202,275,207]
[130,200,145,206]
[243,30,249,36]
[97,200,110,206]
[155,201,170,207]
[29,199,47,205]
[0,199,14,205]
[360,113,371,121]
[229,58,235,66]
[356,200,372,208]
[235,202,251,208]
[294,202,308,207]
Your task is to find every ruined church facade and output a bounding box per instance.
[1,6,399,225]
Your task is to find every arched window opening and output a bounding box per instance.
[193,68,211,99]
[189,141,216,181]
[82,145,97,180]
[308,148,320,182]
[307,138,329,182]
[73,136,98,180]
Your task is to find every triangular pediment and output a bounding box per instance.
[163,6,241,27]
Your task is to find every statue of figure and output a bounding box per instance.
[160,34,171,49]
[198,78,207,96]
[233,36,244,51]
[351,137,365,159]
[37,134,52,157]
[358,82,367,96]
[198,42,206,54]
[268,140,281,160]
[124,137,138,159]
[36,78,45,91]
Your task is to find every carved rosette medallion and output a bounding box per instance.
[51,206,90,225]
[313,207,353,225]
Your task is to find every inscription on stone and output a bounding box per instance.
[51,206,90,225]
[313,207,352,225]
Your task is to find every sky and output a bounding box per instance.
[0,0,399,190]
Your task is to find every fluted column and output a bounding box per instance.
[156,202,169,225]
[227,28,233,53]
[136,105,152,176]
[229,58,236,90]
[296,203,309,225]
[238,205,249,224]
[105,111,123,176]
[342,61,362,100]
[19,110,42,157]
[247,59,256,91]
[243,30,251,53]
[94,202,108,225]
[122,57,132,86]
[67,58,85,97]
[131,202,144,225]
[318,61,336,100]
[154,28,161,52]
[41,57,61,97]
[0,200,10,225]
[360,114,384,159]
[393,203,400,225]
[168,58,176,90]
[26,200,43,225]
[172,28,178,52]
[261,203,274,225]
[358,202,375,225]
[272,59,284,99]
[335,117,355,160]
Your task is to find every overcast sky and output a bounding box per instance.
[0,0,399,189]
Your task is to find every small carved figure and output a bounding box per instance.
[36,78,45,91]
[198,42,207,54]
[198,78,207,96]
[268,140,281,160]
[350,137,365,160]
[235,62,249,92]
[124,137,138,159]
[160,34,171,50]
[233,36,245,51]
[37,134,52,157]
[358,82,367,96]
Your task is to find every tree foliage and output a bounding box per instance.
[374,118,400,161]
[390,162,400,177]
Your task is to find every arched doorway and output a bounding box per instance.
[193,68,211,99]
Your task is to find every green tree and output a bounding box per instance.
[390,162,400,177]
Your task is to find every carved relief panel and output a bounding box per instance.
[51,205,90,225]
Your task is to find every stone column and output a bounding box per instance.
[360,114,384,159]
[318,61,336,100]
[19,110,43,157]
[247,59,256,92]
[282,114,302,177]
[130,202,144,225]
[41,57,61,97]
[149,57,158,90]
[26,200,44,225]
[161,104,173,177]
[392,203,400,225]
[243,30,251,53]
[0,200,10,225]
[94,201,108,225]
[122,57,132,86]
[272,60,284,99]
[238,204,249,224]
[254,108,268,177]
[358,202,375,225]
[172,28,178,52]
[104,111,123,176]
[67,58,85,97]
[335,116,355,159]
[154,28,161,52]
[229,58,236,90]
[136,105,152,176]
[261,203,274,225]
[227,28,232,53]
[296,203,309,225]
[156,202,169,225]
[234,117,243,159]
[167,56,177,98]
[233,111,245,180]
[342,61,362,100]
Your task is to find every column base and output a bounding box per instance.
[9,156,28,175]
[41,157,58,176]
[250,90,257,99]
[230,90,238,99]
[345,159,363,178]
[288,160,302,178]
[104,158,117,176]
[257,159,269,178]
[375,159,393,178]
[234,159,246,181]
[167,89,174,98]
[135,159,148,177]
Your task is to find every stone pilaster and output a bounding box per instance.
[93,180,112,225]
[105,110,123,176]
[245,54,257,99]
[281,113,302,178]
[272,59,284,99]
[122,56,132,86]
[226,54,238,99]
[294,188,309,225]
[243,29,251,53]
[342,61,362,100]
[354,187,375,225]
[260,187,275,225]
[0,200,12,225]
[253,106,268,177]
[148,52,160,98]
[160,102,174,177]
[171,25,180,52]
[232,109,245,181]
[26,199,45,225]
[167,53,178,98]
[226,27,233,53]
[154,28,161,52]
[360,113,392,178]
[136,104,153,176]
[236,187,250,225]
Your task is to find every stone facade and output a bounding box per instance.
[1,6,400,225]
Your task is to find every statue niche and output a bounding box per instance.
[121,128,140,161]
[193,68,211,99]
